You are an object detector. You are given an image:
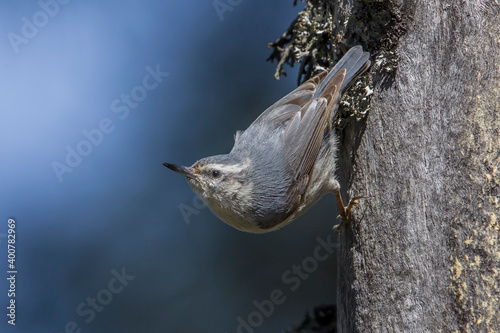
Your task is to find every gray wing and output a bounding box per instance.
[257,46,370,184]
[257,70,346,228]
[282,70,345,187]
[249,71,346,230]
[248,46,371,227]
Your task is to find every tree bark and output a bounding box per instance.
[336,1,500,332]
[270,0,500,331]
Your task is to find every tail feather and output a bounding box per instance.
[313,46,371,99]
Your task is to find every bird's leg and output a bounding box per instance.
[334,190,347,217]
[333,191,367,232]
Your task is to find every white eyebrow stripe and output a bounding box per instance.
[201,159,251,174]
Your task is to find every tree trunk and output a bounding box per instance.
[269,0,500,331]
[336,1,500,332]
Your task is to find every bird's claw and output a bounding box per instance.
[333,194,369,232]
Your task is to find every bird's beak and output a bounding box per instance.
[163,163,196,179]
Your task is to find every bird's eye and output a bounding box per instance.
[211,170,221,178]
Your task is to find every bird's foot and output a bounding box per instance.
[333,194,368,232]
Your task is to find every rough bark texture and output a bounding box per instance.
[270,0,500,332]
[336,1,500,332]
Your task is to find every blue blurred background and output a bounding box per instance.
[0,1,341,332]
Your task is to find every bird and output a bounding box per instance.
[164,46,371,233]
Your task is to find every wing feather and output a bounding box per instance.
[243,46,371,225]
[283,70,345,182]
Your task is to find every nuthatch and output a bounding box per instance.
[164,46,371,233]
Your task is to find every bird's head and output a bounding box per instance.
[163,155,254,227]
